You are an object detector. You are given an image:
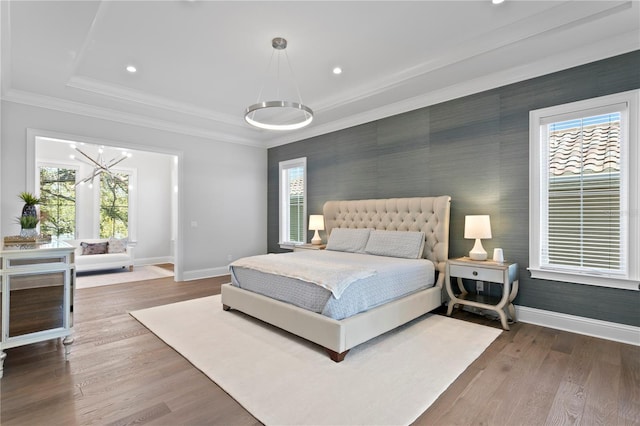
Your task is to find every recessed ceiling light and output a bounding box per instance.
[126,65,137,73]
[492,0,505,4]
[332,67,342,75]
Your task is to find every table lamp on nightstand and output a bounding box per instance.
[309,215,325,245]
[464,215,492,260]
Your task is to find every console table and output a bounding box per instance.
[0,240,75,378]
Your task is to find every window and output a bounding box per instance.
[100,172,130,238]
[39,165,77,239]
[529,90,639,290]
[279,157,307,246]
[37,163,133,240]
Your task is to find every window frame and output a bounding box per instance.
[99,170,131,238]
[92,167,137,240]
[37,161,79,239]
[278,157,307,248]
[529,89,639,291]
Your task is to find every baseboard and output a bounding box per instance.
[182,266,230,281]
[137,258,228,281]
[134,256,173,266]
[515,305,640,346]
[173,274,640,346]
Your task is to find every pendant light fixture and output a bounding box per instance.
[245,37,313,131]
[70,145,131,187]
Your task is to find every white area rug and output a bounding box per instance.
[131,295,502,425]
[76,265,173,289]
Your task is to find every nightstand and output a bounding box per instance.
[445,257,518,330]
[293,244,326,252]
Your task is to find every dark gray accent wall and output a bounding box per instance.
[268,51,640,327]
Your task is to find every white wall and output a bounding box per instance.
[1,101,267,280]
[134,149,173,262]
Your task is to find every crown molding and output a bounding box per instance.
[265,33,639,148]
[4,0,636,151]
[57,1,634,150]
[66,75,241,125]
[64,1,236,127]
[5,25,637,154]
[2,89,265,148]
[280,0,635,132]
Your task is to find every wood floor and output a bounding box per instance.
[1,276,638,425]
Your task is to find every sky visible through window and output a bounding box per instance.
[549,113,620,132]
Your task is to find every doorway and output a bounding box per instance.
[26,130,183,281]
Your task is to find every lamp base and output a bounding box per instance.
[469,239,487,261]
[311,230,322,245]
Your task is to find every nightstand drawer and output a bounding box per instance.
[449,264,503,282]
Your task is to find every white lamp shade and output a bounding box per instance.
[464,215,492,239]
[464,215,491,260]
[309,215,325,231]
[309,215,324,245]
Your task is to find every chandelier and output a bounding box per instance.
[244,37,313,131]
[70,145,131,187]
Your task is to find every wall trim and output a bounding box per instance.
[3,89,262,148]
[182,266,230,282]
[515,305,639,346]
[67,76,238,125]
[265,36,639,148]
[134,256,174,267]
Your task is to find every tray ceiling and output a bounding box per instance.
[2,1,638,148]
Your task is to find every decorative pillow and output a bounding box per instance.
[80,241,108,256]
[364,230,426,259]
[108,237,128,254]
[325,228,372,253]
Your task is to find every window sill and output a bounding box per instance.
[528,267,639,291]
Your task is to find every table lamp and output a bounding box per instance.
[309,215,325,245]
[464,215,492,260]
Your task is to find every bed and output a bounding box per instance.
[221,196,451,362]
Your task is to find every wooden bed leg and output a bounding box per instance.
[326,349,349,363]
[222,304,231,311]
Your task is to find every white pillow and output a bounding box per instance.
[325,228,371,253]
[364,230,425,259]
[108,237,128,254]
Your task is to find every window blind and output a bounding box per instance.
[544,112,624,275]
[286,165,305,243]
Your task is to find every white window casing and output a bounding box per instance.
[279,157,307,248]
[529,89,639,291]
[37,162,79,239]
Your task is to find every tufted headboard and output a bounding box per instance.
[323,196,451,283]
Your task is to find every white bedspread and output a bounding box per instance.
[230,252,376,299]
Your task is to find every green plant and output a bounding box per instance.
[18,192,41,205]
[17,215,39,229]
